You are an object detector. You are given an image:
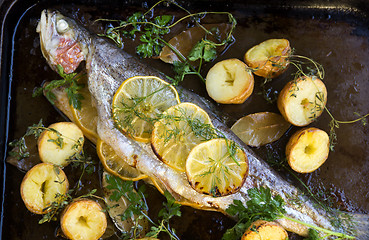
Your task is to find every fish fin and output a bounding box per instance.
[338,212,369,240]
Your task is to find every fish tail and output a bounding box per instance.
[336,211,369,240]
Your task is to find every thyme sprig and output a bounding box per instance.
[223,186,355,240]
[8,119,76,158]
[38,189,99,224]
[68,149,96,190]
[9,119,45,160]
[9,119,95,191]
[39,192,72,224]
[33,65,85,110]
[254,52,368,151]
[104,174,181,240]
[325,109,369,151]
[97,0,236,85]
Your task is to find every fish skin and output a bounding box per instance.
[37,10,369,238]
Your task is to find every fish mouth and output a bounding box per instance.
[37,10,86,73]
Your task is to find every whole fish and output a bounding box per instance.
[37,9,369,239]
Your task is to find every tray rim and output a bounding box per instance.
[1,0,369,238]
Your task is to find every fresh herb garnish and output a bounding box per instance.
[8,119,45,160]
[39,192,72,224]
[97,0,236,85]
[33,65,84,110]
[68,146,96,189]
[255,52,368,151]
[304,228,320,240]
[325,110,369,151]
[223,186,355,240]
[105,174,181,239]
[146,191,181,240]
[38,189,100,224]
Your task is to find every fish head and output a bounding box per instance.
[36,10,89,74]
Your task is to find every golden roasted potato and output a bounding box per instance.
[277,76,327,126]
[286,127,330,173]
[61,199,107,240]
[20,163,69,214]
[206,58,254,104]
[242,220,288,240]
[244,39,291,78]
[38,122,84,167]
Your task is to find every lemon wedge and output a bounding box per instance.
[112,76,180,142]
[186,138,248,197]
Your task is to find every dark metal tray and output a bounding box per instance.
[1,0,369,239]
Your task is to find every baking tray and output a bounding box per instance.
[1,0,369,239]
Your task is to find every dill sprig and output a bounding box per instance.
[97,0,236,85]
[155,105,241,196]
[33,65,85,110]
[112,85,170,138]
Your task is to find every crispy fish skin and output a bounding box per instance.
[37,10,369,238]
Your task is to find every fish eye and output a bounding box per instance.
[56,19,69,33]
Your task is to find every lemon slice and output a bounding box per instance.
[96,139,148,181]
[151,102,215,172]
[70,73,99,144]
[186,138,248,197]
[112,76,180,142]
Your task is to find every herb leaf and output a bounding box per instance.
[8,119,45,160]
[33,65,84,110]
[223,187,285,240]
[97,1,236,85]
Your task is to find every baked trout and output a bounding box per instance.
[36,9,369,239]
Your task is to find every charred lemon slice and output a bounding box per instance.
[186,138,248,197]
[70,74,99,144]
[112,76,180,142]
[151,102,215,172]
[96,139,148,181]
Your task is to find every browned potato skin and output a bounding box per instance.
[277,76,327,127]
[226,78,254,104]
[286,127,329,173]
[244,39,291,78]
[242,220,288,240]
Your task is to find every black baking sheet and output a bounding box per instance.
[1,0,369,239]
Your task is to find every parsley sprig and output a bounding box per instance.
[146,191,181,240]
[33,65,84,110]
[223,186,355,240]
[105,174,181,239]
[97,0,236,85]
